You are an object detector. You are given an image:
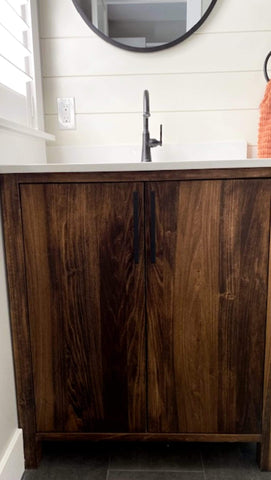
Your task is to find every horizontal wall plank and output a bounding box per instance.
[43,72,266,114]
[38,0,271,38]
[41,32,271,77]
[200,0,271,34]
[38,0,95,38]
[45,142,247,164]
[45,110,259,146]
[46,144,260,163]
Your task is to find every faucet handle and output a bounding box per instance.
[159,124,163,146]
[149,124,163,148]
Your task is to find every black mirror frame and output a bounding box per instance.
[72,0,218,53]
[264,51,271,82]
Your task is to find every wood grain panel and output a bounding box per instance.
[20,182,146,433]
[37,432,261,442]
[147,179,270,434]
[259,199,271,470]
[146,180,220,433]
[218,180,270,433]
[11,167,271,185]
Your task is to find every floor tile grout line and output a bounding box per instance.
[107,469,204,473]
[200,450,207,480]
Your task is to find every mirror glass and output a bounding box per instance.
[72,0,217,52]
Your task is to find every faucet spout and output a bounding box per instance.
[143,90,150,138]
[141,90,162,162]
[143,90,150,119]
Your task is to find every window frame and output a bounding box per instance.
[0,0,45,130]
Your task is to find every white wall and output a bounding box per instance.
[39,0,271,160]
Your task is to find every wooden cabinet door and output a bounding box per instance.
[146,179,271,434]
[20,182,145,433]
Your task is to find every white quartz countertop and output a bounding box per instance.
[0,159,271,174]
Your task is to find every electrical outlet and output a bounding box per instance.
[57,98,75,130]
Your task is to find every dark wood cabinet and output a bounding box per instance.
[20,182,146,433]
[2,169,271,470]
[146,180,270,434]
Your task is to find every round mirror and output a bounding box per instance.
[72,0,217,52]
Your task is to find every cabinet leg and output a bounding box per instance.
[256,443,261,467]
[257,441,271,471]
[24,435,42,469]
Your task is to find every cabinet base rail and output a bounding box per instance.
[36,432,262,442]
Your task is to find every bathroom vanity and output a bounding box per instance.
[2,162,271,470]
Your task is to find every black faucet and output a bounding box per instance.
[141,90,162,162]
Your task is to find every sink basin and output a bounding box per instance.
[47,141,247,164]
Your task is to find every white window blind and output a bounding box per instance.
[0,0,32,95]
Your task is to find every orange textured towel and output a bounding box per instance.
[258,81,271,158]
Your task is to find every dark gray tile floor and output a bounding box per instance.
[22,442,271,480]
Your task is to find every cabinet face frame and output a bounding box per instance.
[1,168,271,470]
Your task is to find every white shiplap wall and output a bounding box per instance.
[39,0,271,160]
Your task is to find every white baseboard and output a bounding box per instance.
[0,429,24,480]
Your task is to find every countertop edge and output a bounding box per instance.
[0,159,271,174]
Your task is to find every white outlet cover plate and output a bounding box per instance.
[57,98,75,130]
